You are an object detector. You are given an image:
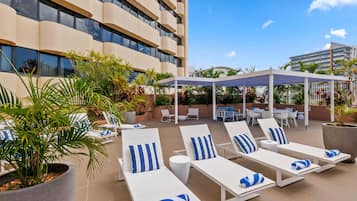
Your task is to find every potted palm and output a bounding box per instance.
[0,51,112,200]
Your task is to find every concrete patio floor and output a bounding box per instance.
[65,119,357,201]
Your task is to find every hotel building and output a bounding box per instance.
[0,0,188,96]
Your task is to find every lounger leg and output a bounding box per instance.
[313,159,336,173]
[221,187,226,201]
[118,158,125,181]
[276,170,304,187]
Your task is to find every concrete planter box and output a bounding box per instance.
[322,123,357,163]
[124,111,136,124]
[0,163,75,201]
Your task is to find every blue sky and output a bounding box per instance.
[188,0,357,71]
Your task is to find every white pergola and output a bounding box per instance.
[158,68,348,126]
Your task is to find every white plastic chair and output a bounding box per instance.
[274,112,290,128]
[247,109,261,126]
[288,111,298,128]
[102,112,146,130]
[187,108,199,120]
[160,109,175,122]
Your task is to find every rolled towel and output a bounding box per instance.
[240,173,265,188]
[99,130,112,136]
[134,124,142,128]
[161,194,190,201]
[325,149,340,158]
[291,160,311,170]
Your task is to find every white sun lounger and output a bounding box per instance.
[118,128,200,201]
[224,121,320,187]
[179,124,275,201]
[258,118,351,173]
[102,111,146,130]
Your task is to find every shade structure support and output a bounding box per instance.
[304,77,309,128]
[242,87,246,118]
[212,83,217,120]
[330,80,335,122]
[174,79,178,125]
[268,73,274,118]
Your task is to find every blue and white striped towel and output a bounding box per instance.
[161,194,190,201]
[0,129,15,142]
[134,124,142,128]
[325,149,340,158]
[240,173,265,188]
[99,130,112,136]
[291,160,311,170]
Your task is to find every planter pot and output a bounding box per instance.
[322,123,357,163]
[124,111,136,124]
[0,163,75,201]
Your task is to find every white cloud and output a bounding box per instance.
[262,19,275,29]
[227,50,237,58]
[330,28,347,38]
[309,0,357,12]
[323,43,331,50]
[324,34,331,39]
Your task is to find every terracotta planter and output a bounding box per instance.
[322,123,357,163]
[0,163,75,201]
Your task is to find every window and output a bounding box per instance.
[60,11,74,28]
[39,53,58,76]
[60,58,73,77]
[39,2,58,22]
[122,37,130,47]
[76,17,89,33]
[0,46,12,72]
[112,33,122,44]
[15,47,37,73]
[11,0,38,19]
[0,0,11,5]
[89,21,101,41]
[129,40,137,50]
[102,28,112,42]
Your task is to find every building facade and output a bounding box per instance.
[290,42,357,72]
[0,0,188,96]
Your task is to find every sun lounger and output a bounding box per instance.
[118,128,200,201]
[179,124,275,201]
[258,118,351,172]
[224,121,320,187]
[102,111,146,130]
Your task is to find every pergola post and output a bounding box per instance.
[268,73,274,118]
[330,80,335,122]
[174,79,178,125]
[212,83,216,120]
[304,77,309,128]
[242,87,246,118]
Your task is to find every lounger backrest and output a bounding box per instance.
[179,124,218,160]
[103,112,121,126]
[122,128,164,172]
[257,118,280,140]
[224,121,256,154]
[68,113,89,124]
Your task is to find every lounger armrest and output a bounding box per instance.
[173,149,186,155]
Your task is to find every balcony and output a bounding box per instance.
[0,4,16,45]
[177,67,185,76]
[160,10,177,32]
[103,42,161,72]
[162,0,177,10]
[177,24,185,37]
[103,2,160,47]
[176,2,184,16]
[39,21,92,55]
[161,36,177,55]
[161,62,177,76]
[177,45,184,58]
[127,0,160,20]
[52,0,93,17]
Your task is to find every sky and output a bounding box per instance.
[188,0,357,71]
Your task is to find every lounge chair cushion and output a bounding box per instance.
[291,160,311,170]
[0,129,15,141]
[160,193,190,201]
[268,127,289,144]
[75,119,91,132]
[325,149,340,158]
[129,142,161,173]
[191,134,217,160]
[240,173,265,188]
[233,134,258,154]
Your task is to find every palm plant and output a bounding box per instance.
[0,50,112,189]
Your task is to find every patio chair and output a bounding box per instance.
[160,109,175,122]
[274,112,290,128]
[261,110,271,119]
[288,111,298,128]
[246,109,261,126]
[224,121,320,187]
[69,113,117,144]
[186,108,199,120]
[179,124,275,201]
[257,118,351,173]
[102,112,146,130]
[118,128,200,201]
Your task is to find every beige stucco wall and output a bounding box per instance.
[177,24,185,37]
[177,67,185,76]
[52,0,93,17]
[103,3,160,47]
[177,45,184,58]
[127,0,160,20]
[176,2,184,16]
[161,62,177,76]
[160,10,177,32]
[161,36,177,55]
[162,0,176,10]
[0,4,16,45]
[16,16,39,50]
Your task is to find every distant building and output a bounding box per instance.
[290,42,357,72]
[189,66,238,77]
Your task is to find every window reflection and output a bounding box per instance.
[39,2,57,22]
[15,47,38,73]
[0,46,12,72]
[40,53,58,76]
[11,0,38,20]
